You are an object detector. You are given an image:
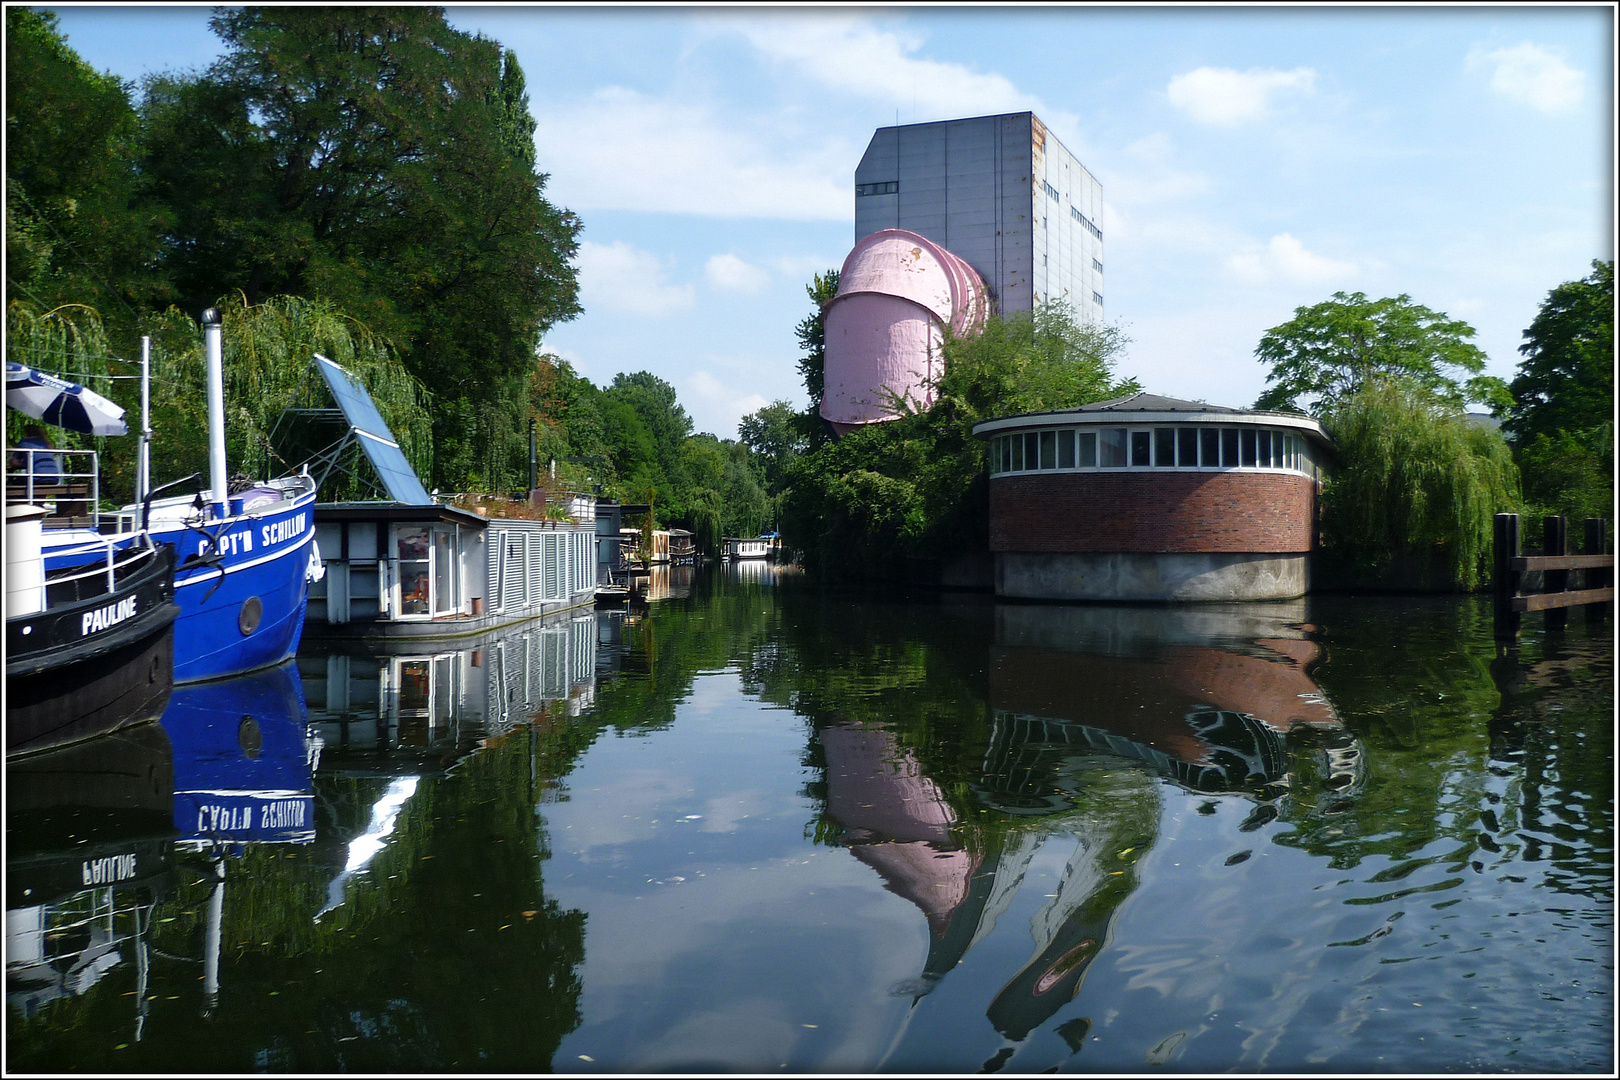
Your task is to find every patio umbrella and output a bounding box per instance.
[6,362,128,436]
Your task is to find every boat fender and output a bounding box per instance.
[306,538,325,583]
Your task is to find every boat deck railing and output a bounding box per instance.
[44,533,162,605]
[5,448,101,527]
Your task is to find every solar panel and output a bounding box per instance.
[312,355,432,505]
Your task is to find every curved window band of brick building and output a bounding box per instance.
[973,392,1333,602]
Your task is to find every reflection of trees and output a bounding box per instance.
[8,678,596,1071]
[1272,596,1611,903]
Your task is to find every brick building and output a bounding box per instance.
[973,392,1332,601]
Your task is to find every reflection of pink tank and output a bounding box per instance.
[821,229,988,436]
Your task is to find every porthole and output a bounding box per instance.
[239,595,263,635]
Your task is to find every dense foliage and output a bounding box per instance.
[6,7,581,492]
[5,294,433,504]
[1252,291,1531,589]
[1255,291,1505,415]
[780,298,1136,579]
[1502,260,1614,524]
[1319,379,1520,590]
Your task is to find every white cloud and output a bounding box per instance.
[686,370,771,439]
[772,253,845,279]
[1471,43,1585,113]
[705,253,771,294]
[532,86,848,219]
[1226,234,1356,285]
[575,240,695,317]
[734,14,1058,125]
[1166,66,1317,126]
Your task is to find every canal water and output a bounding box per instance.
[6,564,1612,1073]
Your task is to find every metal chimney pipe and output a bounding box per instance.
[202,308,228,512]
[529,418,538,491]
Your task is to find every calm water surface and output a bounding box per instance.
[7,563,1613,1072]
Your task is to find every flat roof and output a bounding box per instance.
[315,501,488,528]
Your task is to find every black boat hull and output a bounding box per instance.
[6,544,180,759]
[6,620,177,757]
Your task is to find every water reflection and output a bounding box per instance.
[7,575,1609,1072]
[166,664,317,849]
[987,601,1364,805]
[7,725,176,1029]
[811,599,1368,1057]
[298,610,597,776]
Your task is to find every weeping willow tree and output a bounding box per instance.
[7,300,146,505]
[7,294,431,505]
[1320,378,1520,590]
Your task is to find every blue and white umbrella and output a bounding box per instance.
[6,362,128,436]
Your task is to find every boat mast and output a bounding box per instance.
[137,335,152,504]
[202,308,228,513]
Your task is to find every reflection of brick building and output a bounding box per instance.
[974,393,1333,601]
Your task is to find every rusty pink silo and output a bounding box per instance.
[821,229,987,436]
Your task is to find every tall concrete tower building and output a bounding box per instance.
[852,112,1103,320]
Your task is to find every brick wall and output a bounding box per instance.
[989,471,1316,554]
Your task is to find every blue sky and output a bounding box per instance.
[44,5,1615,439]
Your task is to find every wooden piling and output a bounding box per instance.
[1543,516,1569,633]
[1494,513,1520,644]
[1586,518,1610,624]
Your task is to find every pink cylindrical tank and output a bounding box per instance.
[821,229,987,436]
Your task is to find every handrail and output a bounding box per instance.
[5,446,101,526]
[43,536,159,590]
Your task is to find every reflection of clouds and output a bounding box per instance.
[562,769,698,854]
[553,854,919,1070]
[318,776,419,917]
[699,790,770,833]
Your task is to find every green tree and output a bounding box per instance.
[139,7,582,489]
[6,293,429,505]
[5,8,164,322]
[1502,260,1614,523]
[782,302,1134,578]
[605,372,693,511]
[738,399,806,496]
[1254,292,1500,415]
[795,270,839,412]
[1319,379,1519,590]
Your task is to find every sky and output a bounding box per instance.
[42,4,1616,440]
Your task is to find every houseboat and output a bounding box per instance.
[272,355,599,641]
[305,497,598,640]
[722,536,771,561]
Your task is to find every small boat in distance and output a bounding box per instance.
[722,536,770,561]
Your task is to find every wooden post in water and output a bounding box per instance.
[1543,516,1569,633]
[1585,518,1610,624]
[1494,513,1521,644]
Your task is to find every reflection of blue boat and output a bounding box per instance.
[38,309,320,684]
[161,661,317,848]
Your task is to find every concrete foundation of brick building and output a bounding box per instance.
[996,551,1310,602]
